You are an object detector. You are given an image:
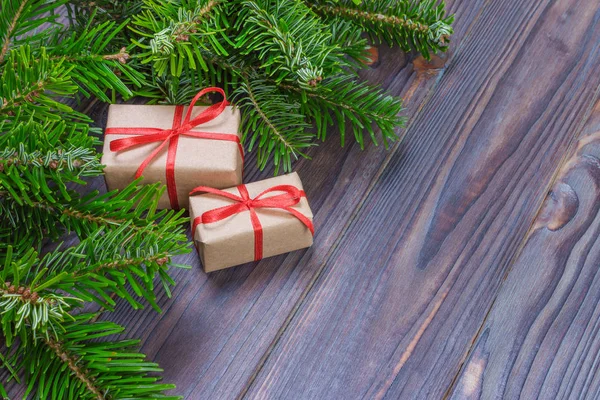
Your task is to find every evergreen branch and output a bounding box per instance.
[307,0,454,59]
[0,248,80,345]
[43,18,146,101]
[283,75,404,146]
[235,78,314,171]
[0,121,101,221]
[0,181,187,254]
[0,221,188,321]
[0,0,67,63]
[196,0,223,19]
[0,0,26,64]
[0,46,84,131]
[244,82,296,151]
[0,150,93,172]
[11,314,181,399]
[43,337,105,400]
[327,18,370,66]
[0,280,78,342]
[65,0,144,48]
[37,222,188,311]
[236,0,349,88]
[0,3,193,397]
[130,0,230,77]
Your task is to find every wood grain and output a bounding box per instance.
[244,1,600,399]
[448,100,600,399]
[86,2,487,400]
[100,54,444,399]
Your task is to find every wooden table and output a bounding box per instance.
[8,0,600,398]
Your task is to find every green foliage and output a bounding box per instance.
[307,0,454,59]
[4,314,180,399]
[43,17,147,101]
[130,0,231,77]
[1,0,452,397]
[294,75,405,147]
[1,1,189,398]
[235,78,313,171]
[130,0,453,171]
[236,0,344,89]
[0,0,66,58]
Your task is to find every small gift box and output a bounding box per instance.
[101,87,243,210]
[190,172,314,272]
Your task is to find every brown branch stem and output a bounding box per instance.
[43,338,105,400]
[243,79,296,153]
[309,3,430,33]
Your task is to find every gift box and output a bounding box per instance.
[190,172,314,272]
[101,88,243,210]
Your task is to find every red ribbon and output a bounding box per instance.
[106,87,244,209]
[190,184,314,261]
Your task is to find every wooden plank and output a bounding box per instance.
[244,1,600,399]
[448,99,600,399]
[92,3,486,400]
[102,57,441,397]
[2,2,483,397]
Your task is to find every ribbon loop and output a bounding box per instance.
[190,184,314,262]
[106,87,243,209]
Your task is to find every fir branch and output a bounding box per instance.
[0,3,192,397]
[43,337,105,400]
[0,181,187,255]
[235,78,314,171]
[236,0,349,88]
[0,280,77,340]
[0,121,101,217]
[0,46,84,131]
[43,18,145,101]
[0,0,67,63]
[64,0,144,51]
[0,0,27,64]
[36,222,188,311]
[282,75,404,146]
[130,0,230,77]
[0,248,80,346]
[10,314,181,399]
[308,0,454,59]
[0,150,94,172]
[244,82,296,150]
[0,221,188,321]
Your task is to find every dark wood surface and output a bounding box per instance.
[6,0,600,399]
[244,1,600,399]
[449,100,600,399]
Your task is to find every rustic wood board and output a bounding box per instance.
[243,1,600,399]
[448,100,600,399]
[92,2,491,399]
[6,0,600,399]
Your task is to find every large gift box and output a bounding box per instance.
[101,88,243,210]
[190,172,314,272]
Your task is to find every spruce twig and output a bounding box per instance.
[0,0,27,63]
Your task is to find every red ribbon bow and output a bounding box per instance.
[106,87,244,209]
[190,184,315,261]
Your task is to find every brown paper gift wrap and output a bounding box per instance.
[101,103,243,209]
[190,172,314,272]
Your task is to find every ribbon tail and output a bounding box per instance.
[134,138,171,179]
[284,207,315,235]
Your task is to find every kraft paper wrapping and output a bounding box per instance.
[101,104,243,209]
[190,172,314,272]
